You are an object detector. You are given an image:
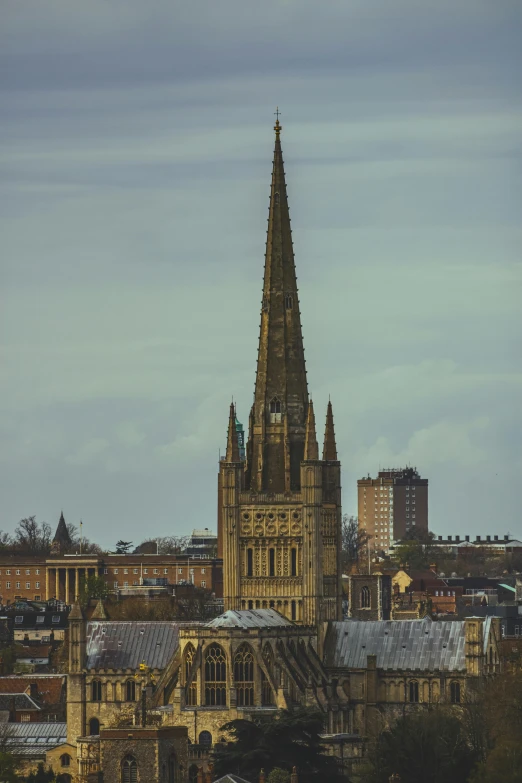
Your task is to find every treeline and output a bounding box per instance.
[0,519,201,559]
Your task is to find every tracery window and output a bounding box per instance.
[409,680,419,703]
[450,681,461,704]
[291,548,297,576]
[184,643,197,706]
[261,669,274,705]
[284,294,293,310]
[247,548,253,577]
[360,586,371,609]
[91,680,102,702]
[234,644,255,706]
[121,755,138,783]
[291,600,296,621]
[125,680,136,702]
[205,644,227,706]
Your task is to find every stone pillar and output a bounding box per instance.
[55,568,59,600]
[65,568,70,604]
[45,568,50,601]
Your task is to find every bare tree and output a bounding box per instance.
[135,536,190,555]
[13,516,52,555]
[341,515,369,573]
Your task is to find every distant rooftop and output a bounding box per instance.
[206,609,292,629]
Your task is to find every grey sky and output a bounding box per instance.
[1,0,521,548]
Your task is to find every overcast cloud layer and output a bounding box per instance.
[1,0,521,548]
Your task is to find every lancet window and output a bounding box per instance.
[91,680,102,702]
[409,680,419,703]
[184,643,197,706]
[234,643,255,706]
[125,680,136,702]
[450,681,461,703]
[360,586,371,609]
[205,645,227,706]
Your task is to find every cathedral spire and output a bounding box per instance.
[225,402,240,462]
[304,399,319,460]
[323,400,338,461]
[247,116,308,492]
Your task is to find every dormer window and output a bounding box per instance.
[269,398,282,423]
[284,294,293,310]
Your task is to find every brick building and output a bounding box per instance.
[0,550,222,605]
[358,467,428,552]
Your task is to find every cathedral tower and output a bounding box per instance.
[219,118,342,625]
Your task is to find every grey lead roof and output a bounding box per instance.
[85,622,179,670]
[205,609,292,629]
[0,722,67,752]
[324,618,467,672]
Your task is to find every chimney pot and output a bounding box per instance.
[477,535,481,541]
[448,535,452,542]
[456,535,460,542]
[494,535,498,541]
[486,535,491,542]
[465,535,470,542]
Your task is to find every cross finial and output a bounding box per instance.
[274,107,282,135]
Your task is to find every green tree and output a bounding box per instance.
[26,763,55,782]
[78,575,109,607]
[362,709,476,783]
[267,769,291,783]
[211,707,342,782]
[0,750,19,782]
[115,540,133,554]
[392,528,441,571]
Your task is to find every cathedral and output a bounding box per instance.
[218,115,342,626]
[56,121,501,782]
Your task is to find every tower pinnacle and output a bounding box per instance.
[225,402,241,462]
[304,399,319,461]
[323,400,338,461]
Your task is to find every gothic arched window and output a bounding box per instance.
[234,644,255,706]
[284,294,293,310]
[199,730,212,746]
[184,643,197,706]
[125,680,136,702]
[291,548,297,576]
[360,586,371,609]
[409,680,419,703]
[205,645,227,706]
[247,548,253,577]
[91,680,102,702]
[60,754,71,767]
[269,397,282,423]
[121,755,137,783]
[450,681,461,703]
[291,600,296,621]
[269,549,275,576]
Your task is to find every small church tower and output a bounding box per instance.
[219,118,342,625]
[50,511,72,556]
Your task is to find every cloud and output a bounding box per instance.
[0,0,520,544]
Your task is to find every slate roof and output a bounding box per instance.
[324,618,467,672]
[0,693,40,712]
[206,609,292,629]
[85,622,179,670]
[0,722,67,755]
